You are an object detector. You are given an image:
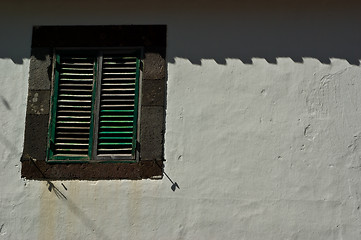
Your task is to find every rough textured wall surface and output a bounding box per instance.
[1,1,361,239]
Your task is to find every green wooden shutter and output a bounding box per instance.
[47,53,97,161]
[96,52,140,160]
[47,50,140,162]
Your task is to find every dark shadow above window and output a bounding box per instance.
[21,25,167,180]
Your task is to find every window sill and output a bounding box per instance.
[21,156,163,180]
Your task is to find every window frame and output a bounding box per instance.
[47,48,143,163]
[21,25,166,180]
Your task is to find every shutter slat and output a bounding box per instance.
[57,116,91,119]
[98,142,133,145]
[103,61,136,63]
[102,72,136,75]
[61,67,93,70]
[101,110,134,112]
[100,115,134,118]
[60,89,92,92]
[100,120,133,123]
[57,132,90,135]
[100,104,134,107]
[61,63,93,66]
[101,94,134,97]
[59,94,92,97]
[58,105,92,108]
[59,84,93,87]
[59,79,93,82]
[100,130,133,133]
[58,100,92,103]
[100,126,133,129]
[102,78,136,81]
[57,121,90,124]
[99,137,132,140]
[58,110,91,113]
[56,137,89,141]
[60,72,93,77]
[102,67,136,70]
[56,126,90,129]
[56,148,89,151]
[98,149,132,152]
[55,143,89,146]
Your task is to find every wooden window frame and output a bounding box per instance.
[21,25,166,180]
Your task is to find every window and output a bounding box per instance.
[48,49,141,162]
[21,26,166,180]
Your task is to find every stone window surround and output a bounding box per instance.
[21,25,166,180]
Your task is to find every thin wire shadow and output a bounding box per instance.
[155,160,180,192]
[47,181,67,200]
[29,158,67,199]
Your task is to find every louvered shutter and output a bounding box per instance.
[47,50,140,162]
[48,53,97,161]
[95,52,140,160]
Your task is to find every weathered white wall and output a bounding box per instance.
[1,1,361,239]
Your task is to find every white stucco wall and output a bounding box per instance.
[1,1,361,239]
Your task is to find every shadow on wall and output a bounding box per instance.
[0,4,361,65]
[33,159,175,239]
[46,181,113,240]
[2,11,361,65]
[167,10,361,65]
[27,157,113,240]
[1,96,11,110]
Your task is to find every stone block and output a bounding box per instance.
[22,114,49,161]
[27,90,50,115]
[140,106,165,160]
[141,79,166,106]
[28,48,52,90]
[143,52,166,80]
